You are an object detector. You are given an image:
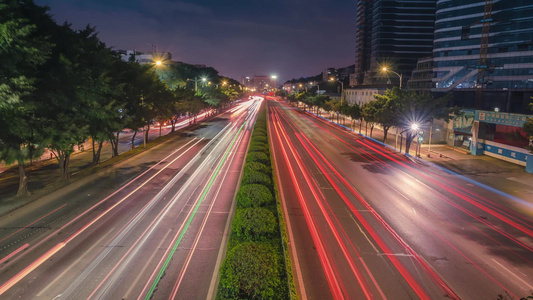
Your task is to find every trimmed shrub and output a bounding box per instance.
[231,208,277,242]
[243,162,271,176]
[242,170,271,187]
[236,184,273,208]
[248,144,269,154]
[218,243,282,299]
[251,135,267,144]
[246,152,270,166]
[252,128,267,137]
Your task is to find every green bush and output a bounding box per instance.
[251,135,267,144]
[243,162,271,176]
[218,243,282,300]
[242,170,272,187]
[252,128,267,137]
[248,144,269,154]
[246,152,270,166]
[249,141,268,150]
[236,184,273,208]
[231,208,277,242]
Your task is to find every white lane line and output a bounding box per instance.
[347,208,380,254]
[0,137,198,273]
[266,104,308,300]
[123,229,172,299]
[137,122,242,299]
[58,138,207,299]
[37,227,115,296]
[491,258,533,290]
[170,119,247,299]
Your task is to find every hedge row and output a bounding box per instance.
[217,102,292,300]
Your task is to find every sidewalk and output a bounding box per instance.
[298,104,533,203]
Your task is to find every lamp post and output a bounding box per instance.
[398,123,419,154]
[381,67,403,89]
[190,77,207,92]
[271,75,277,90]
[309,81,320,94]
[329,77,344,105]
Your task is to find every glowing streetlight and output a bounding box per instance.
[155,60,162,66]
[411,123,420,131]
[381,67,403,89]
[329,77,344,105]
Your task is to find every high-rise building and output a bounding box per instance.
[432,0,533,112]
[352,0,436,87]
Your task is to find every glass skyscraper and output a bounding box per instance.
[432,0,533,112]
[352,0,436,87]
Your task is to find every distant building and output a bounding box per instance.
[343,88,386,106]
[431,0,533,112]
[407,56,433,91]
[322,68,338,82]
[117,50,172,65]
[352,0,436,87]
[253,75,274,91]
[241,76,252,87]
[322,65,354,83]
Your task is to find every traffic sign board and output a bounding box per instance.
[417,136,424,143]
[418,130,424,137]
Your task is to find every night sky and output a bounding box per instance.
[35,0,355,83]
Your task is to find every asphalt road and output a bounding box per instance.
[0,99,262,299]
[0,111,213,202]
[268,99,533,300]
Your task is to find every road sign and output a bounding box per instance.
[418,130,424,137]
[417,136,424,143]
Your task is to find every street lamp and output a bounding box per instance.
[329,77,344,105]
[309,81,320,94]
[271,75,277,90]
[382,67,403,89]
[155,60,162,66]
[397,122,420,154]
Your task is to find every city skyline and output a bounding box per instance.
[35,0,356,83]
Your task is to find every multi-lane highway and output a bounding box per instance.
[0,99,262,299]
[268,99,533,299]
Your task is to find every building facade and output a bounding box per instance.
[432,0,533,112]
[352,0,437,87]
[343,88,386,106]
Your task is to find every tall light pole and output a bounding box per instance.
[330,77,344,105]
[382,67,403,89]
[190,77,207,92]
[271,75,277,90]
[309,81,320,94]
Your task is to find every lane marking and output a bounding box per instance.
[0,243,29,265]
[170,116,249,299]
[123,229,172,299]
[142,122,246,300]
[491,258,533,290]
[268,104,308,300]
[0,138,201,296]
[0,204,67,244]
[37,227,116,296]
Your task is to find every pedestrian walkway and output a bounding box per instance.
[298,105,533,204]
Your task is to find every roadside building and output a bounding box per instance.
[432,1,533,112]
[352,0,436,87]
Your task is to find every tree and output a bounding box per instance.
[399,91,451,154]
[373,87,403,142]
[361,101,378,137]
[0,0,51,195]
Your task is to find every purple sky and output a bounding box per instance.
[35,0,355,83]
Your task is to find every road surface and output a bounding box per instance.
[268,99,533,299]
[0,99,262,299]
